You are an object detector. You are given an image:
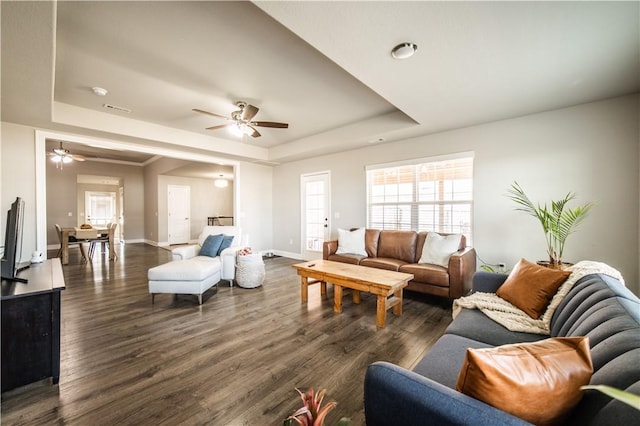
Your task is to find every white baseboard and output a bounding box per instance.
[272,250,304,260]
[144,239,169,247]
[124,238,145,244]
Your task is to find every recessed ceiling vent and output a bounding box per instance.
[103,103,132,113]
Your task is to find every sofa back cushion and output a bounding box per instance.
[416,232,466,263]
[198,226,241,247]
[364,229,381,257]
[376,230,418,264]
[550,273,640,424]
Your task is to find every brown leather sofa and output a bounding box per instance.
[323,229,476,299]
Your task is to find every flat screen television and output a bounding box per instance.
[1,197,29,283]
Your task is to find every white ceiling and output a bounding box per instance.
[2,1,638,164]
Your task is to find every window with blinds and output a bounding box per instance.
[366,154,474,245]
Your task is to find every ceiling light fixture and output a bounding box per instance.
[214,175,228,188]
[51,152,73,169]
[391,42,418,59]
[229,123,253,137]
[92,86,108,96]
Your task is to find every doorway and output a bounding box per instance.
[300,171,330,260]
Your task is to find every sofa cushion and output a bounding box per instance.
[444,308,547,347]
[200,234,224,257]
[360,257,406,271]
[327,253,365,265]
[364,229,381,257]
[418,232,462,267]
[336,228,367,256]
[496,258,570,319]
[413,334,492,389]
[456,337,593,426]
[148,256,220,281]
[376,230,417,264]
[399,263,449,287]
[197,225,240,247]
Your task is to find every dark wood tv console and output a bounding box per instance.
[1,258,65,392]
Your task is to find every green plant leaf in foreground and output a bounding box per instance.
[581,385,640,410]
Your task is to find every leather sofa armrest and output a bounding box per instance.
[171,244,200,261]
[447,247,477,299]
[472,271,509,293]
[323,240,338,260]
[364,362,531,426]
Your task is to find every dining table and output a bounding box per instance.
[60,226,115,265]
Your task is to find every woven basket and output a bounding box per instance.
[236,254,265,288]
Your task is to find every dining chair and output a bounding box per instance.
[88,222,117,260]
[55,224,88,262]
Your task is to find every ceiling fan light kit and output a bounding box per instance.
[193,100,288,140]
[49,141,86,170]
[391,42,418,59]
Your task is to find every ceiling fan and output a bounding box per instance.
[193,101,288,138]
[48,141,86,169]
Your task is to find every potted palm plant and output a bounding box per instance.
[507,181,594,269]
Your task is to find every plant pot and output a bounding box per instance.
[536,260,573,270]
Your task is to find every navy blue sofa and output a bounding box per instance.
[364,271,640,425]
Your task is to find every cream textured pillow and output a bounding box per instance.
[335,228,367,256]
[456,337,593,426]
[418,232,462,267]
[497,258,571,319]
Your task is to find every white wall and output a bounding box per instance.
[271,95,640,295]
[236,161,273,254]
[1,123,38,263]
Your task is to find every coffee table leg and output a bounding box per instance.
[352,290,361,304]
[334,285,343,313]
[321,281,327,297]
[300,276,308,303]
[376,295,387,328]
[393,289,403,316]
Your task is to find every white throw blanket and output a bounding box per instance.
[452,261,625,335]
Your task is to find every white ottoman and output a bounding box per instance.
[235,254,265,288]
[148,256,221,304]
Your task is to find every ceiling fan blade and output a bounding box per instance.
[241,104,259,121]
[206,124,232,131]
[252,121,289,129]
[193,108,230,120]
[248,125,261,138]
[72,154,86,161]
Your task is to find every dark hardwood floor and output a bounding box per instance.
[1,244,452,425]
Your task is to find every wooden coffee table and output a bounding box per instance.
[292,260,414,328]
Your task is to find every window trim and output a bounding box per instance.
[365,151,474,244]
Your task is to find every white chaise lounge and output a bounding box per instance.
[148,226,241,304]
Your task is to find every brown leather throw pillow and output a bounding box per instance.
[456,337,593,426]
[496,258,571,319]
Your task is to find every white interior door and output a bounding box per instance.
[168,185,190,245]
[301,172,330,260]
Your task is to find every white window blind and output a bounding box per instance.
[366,154,474,245]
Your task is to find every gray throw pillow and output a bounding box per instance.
[200,234,224,257]
[217,235,234,255]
